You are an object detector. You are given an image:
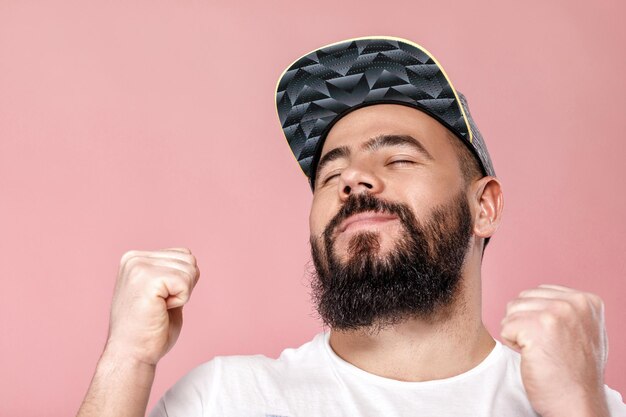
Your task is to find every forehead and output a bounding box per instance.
[320,103,456,159]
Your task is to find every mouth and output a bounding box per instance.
[338,211,399,234]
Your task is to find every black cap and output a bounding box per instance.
[275,36,496,191]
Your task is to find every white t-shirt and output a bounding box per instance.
[149,331,626,417]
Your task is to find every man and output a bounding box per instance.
[77,37,625,417]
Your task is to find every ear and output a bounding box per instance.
[470,176,504,239]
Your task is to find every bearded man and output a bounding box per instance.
[77,37,625,417]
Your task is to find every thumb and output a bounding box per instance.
[169,306,183,329]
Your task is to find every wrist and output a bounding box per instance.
[98,349,156,393]
[543,386,609,417]
[101,341,158,372]
[77,341,157,417]
[575,394,610,417]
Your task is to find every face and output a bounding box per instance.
[308,104,475,332]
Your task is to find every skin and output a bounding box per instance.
[76,104,611,417]
[310,104,500,382]
[309,104,609,417]
[77,248,200,417]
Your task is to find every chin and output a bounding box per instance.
[336,230,399,262]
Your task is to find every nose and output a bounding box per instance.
[338,164,383,200]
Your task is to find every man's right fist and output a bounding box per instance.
[104,248,200,366]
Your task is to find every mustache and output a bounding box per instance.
[323,193,416,242]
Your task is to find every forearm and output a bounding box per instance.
[570,391,610,417]
[543,387,610,417]
[76,348,156,417]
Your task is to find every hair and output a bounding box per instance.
[444,130,491,256]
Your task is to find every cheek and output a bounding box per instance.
[309,195,332,237]
[402,172,458,210]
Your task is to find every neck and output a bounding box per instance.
[328,266,495,382]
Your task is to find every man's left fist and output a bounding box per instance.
[500,284,610,417]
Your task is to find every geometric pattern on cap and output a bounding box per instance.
[275,36,496,188]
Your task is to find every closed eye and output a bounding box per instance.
[322,172,341,185]
[321,160,416,185]
[387,160,415,166]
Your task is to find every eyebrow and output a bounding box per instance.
[315,134,434,180]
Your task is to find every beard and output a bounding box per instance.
[309,189,474,334]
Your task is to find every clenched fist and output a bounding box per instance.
[500,284,610,417]
[104,248,201,366]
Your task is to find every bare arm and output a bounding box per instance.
[77,346,156,417]
[76,248,200,417]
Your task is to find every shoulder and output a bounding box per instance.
[178,331,325,379]
[146,358,219,417]
[217,331,328,380]
[493,340,525,381]
[148,332,327,416]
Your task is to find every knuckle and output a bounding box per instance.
[572,293,595,315]
[120,249,139,266]
[505,300,517,313]
[180,269,194,284]
[590,293,604,309]
[539,311,558,328]
[597,298,605,314]
[571,292,588,306]
[171,253,195,266]
[182,254,197,265]
[173,265,195,285]
[551,299,573,316]
[124,256,144,271]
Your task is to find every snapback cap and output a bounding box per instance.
[275,36,496,191]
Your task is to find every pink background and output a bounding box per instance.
[1,1,624,415]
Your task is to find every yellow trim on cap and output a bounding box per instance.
[273,35,474,178]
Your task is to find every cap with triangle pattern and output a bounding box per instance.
[275,36,496,190]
